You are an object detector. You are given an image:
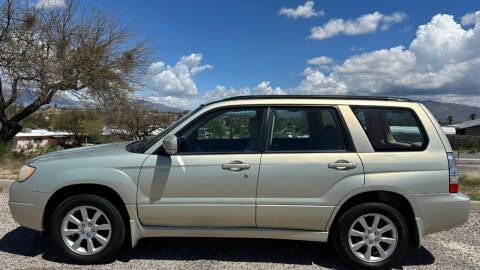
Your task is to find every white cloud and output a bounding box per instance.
[203,85,251,100]
[381,12,408,30]
[203,81,285,101]
[148,12,480,109]
[148,62,165,74]
[309,11,407,40]
[279,1,324,19]
[253,81,286,95]
[298,12,480,103]
[410,14,478,69]
[149,95,203,110]
[307,56,333,65]
[461,11,480,26]
[295,67,347,94]
[35,0,65,9]
[149,53,213,97]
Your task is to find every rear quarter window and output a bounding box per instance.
[352,107,428,151]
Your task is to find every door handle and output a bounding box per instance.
[328,160,357,171]
[222,161,251,171]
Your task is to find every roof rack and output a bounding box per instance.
[218,95,412,102]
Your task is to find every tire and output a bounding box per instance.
[331,202,409,270]
[50,194,126,264]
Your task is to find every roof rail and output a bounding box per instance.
[218,95,412,102]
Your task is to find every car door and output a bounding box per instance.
[137,107,266,227]
[256,106,364,231]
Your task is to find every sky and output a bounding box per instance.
[39,0,480,109]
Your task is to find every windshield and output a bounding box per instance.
[129,105,204,153]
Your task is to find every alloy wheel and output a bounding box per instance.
[61,205,112,255]
[347,213,398,263]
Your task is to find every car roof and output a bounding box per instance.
[204,95,412,107]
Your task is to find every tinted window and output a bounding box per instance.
[268,107,346,151]
[352,107,427,151]
[177,108,265,153]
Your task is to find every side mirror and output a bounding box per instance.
[162,135,178,155]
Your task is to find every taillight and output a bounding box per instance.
[447,153,458,193]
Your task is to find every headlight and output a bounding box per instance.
[17,165,36,182]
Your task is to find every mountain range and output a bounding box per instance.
[147,99,480,123]
[420,100,480,123]
[25,96,480,124]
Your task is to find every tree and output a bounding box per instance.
[470,113,476,120]
[105,99,170,140]
[447,115,453,125]
[52,108,103,138]
[0,0,150,143]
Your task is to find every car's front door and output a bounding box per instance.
[256,106,364,231]
[137,107,266,227]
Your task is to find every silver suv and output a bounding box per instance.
[9,96,470,269]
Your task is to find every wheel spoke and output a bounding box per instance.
[380,237,397,245]
[378,224,393,235]
[358,217,369,230]
[91,211,101,224]
[67,215,81,225]
[376,244,388,259]
[95,224,110,231]
[80,207,89,222]
[94,234,108,245]
[364,245,372,261]
[372,215,380,230]
[351,240,366,252]
[71,238,83,250]
[349,229,364,237]
[63,229,80,236]
[87,238,95,253]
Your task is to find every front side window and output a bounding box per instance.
[268,107,347,151]
[352,107,427,151]
[177,108,265,153]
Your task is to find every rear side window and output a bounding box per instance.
[352,107,427,151]
[268,107,347,152]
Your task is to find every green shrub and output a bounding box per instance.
[459,172,480,201]
[0,141,9,159]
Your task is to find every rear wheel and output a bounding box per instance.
[50,194,126,264]
[332,202,409,269]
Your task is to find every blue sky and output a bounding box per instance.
[42,0,480,108]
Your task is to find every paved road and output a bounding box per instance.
[1,193,479,270]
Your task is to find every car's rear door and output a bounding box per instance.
[256,106,364,231]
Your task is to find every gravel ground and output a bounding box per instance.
[1,193,479,270]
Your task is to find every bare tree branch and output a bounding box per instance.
[0,0,151,142]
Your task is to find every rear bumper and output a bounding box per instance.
[8,181,50,231]
[406,193,470,236]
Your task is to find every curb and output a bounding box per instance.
[0,179,14,192]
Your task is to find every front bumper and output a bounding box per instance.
[406,192,470,237]
[8,181,51,231]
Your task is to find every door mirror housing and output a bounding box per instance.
[162,134,178,155]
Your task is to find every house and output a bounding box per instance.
[449,119,480,136]
[441,126,456,135]
[13,129,87,150]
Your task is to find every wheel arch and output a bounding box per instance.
[327,190,419,247]
[42,183,131,245]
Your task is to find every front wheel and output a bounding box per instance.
[331,202,409,269]
[50,194,126,264]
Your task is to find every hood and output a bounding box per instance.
[29,141,133,165]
